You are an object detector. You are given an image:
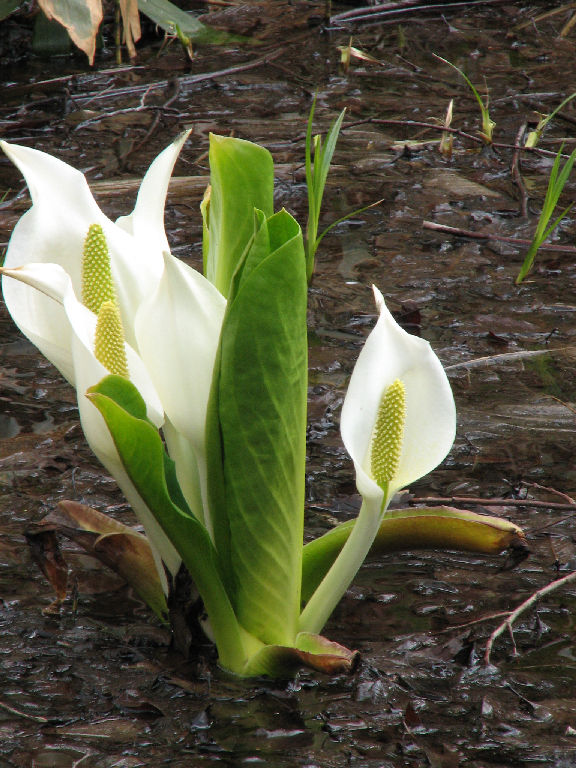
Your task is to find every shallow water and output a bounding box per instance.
[2,1,576,765]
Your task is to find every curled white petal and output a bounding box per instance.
[1,262,75,382]
[116,129,191,254]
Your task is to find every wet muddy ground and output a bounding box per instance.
[2,1,576,765]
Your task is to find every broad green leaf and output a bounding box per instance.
[226,209,268,303]
[87,375,247,672]
[32,11,72,55]
[138,0,241,44]
[204,208,273,594]
[301,507,527,603]
[205,135,274,297]
[207,210,307,646]
[228,208,297,303]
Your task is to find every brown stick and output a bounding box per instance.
[345,118,574,160]
[75,50,286,106]
[484,571,576,664]
[523,482,576,506]
[422,220,576,254]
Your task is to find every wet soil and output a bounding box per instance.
[2,1,576,765]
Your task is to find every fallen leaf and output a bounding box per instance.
[37,0,103,64]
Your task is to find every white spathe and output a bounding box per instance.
[135,251,227,530]
[0,132,190,381]
[1,262,180,581]
[340,285,456,510]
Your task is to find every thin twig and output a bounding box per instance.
[484,570,576,664]
[75,50,286,107]
[445,348,571,371]
[0,699,49,723]
[422,220,576,254]
[330,0,511,25]
[72,104,180,131]
[128,79,183,158]
[435,611,511,633]
[522,482,576,506]
[345,118,574,160]
[410,495,576,511]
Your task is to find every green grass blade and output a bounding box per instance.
[434,54,494,142]
[516,147,576,283]
[305,104,346,280]
[525,92,576,148]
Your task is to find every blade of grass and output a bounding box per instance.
[516,145,576,283]
[305,99,346,280]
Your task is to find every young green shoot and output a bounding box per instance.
[434,54,495,144]
[439,99,454,158]
[525,92,576,148]
[304,101,383,279]
[305,99,346,280]
[516,145,576,284]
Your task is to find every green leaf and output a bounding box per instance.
[207,210,308,646]
[91,373,148,419]
[301,507,527,603]
[137,0,239,44]
[434,55,495,143]
[516,146,576,283]
[32,9,73,56]
[87,375,247,672]
[204,135,274,297]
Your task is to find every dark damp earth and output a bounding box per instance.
[2,1,576,765]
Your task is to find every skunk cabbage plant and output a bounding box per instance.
[1,132,525,677]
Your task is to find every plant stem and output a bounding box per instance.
[299,498,382,634]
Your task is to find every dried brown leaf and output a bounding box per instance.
[25,528,68,603]
[37,0,103,64]
[118,0,142,58]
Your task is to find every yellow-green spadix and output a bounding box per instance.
[0,131,191,381]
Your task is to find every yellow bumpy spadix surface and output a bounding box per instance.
[370,378,406,490]
[94,300,129,378]
[82,224,116,314]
